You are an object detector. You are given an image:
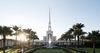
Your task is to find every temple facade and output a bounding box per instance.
[43,9,56,48]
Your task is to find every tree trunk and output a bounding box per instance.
[3,34,6,53]
[82,38,84,47]
[33,39,34,48]
[15,35,17,47]
[69,39,71,46]
[16,35,17,43]
[28,40,30,46]
[75,36,77,48]
[77,36,80,49]
[66,39,67,48]
[93,41,96,53]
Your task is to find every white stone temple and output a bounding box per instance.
[43,9,56,48]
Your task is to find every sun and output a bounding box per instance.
[17,33,28,42]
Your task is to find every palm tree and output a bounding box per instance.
[80,35,85,46]
[66,34,73,46]
[0,26,13,53]
[60,28,74,47]
[73,25,78,47]
[23,28,32,46]
[30,31,38,46]
[80,31,86,46]
[12,26,19,46]
[59,34,66,46]
[60,34,65,40]
[32,32,39,48]
[72,23,84,48]
[60,33,69,47]
[23,29,39,47]
[87,30,100,53]
[66,28,74,45]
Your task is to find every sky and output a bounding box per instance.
[0,0,100,40]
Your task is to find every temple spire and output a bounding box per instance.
[48,8,51,30]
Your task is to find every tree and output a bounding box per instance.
[23,28,32,46]
[60,33,68,47]
[66,28,74,45]
[30,31,38,46]
[60,34,65,40]
[0,26,13,53]
[60,28,74,47]
[72,23,84,48]
[12,25,20,46]
[87,30,100,53]
[73,24,78,47]
[80,31,87,46]
[65,33,73,46]
[23,29,39,47]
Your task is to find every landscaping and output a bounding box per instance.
[80,48,100,53]
[34,49,67,53]
[0,48,18,53]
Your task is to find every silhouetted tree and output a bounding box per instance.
[0,26,13,53]
[87,30,100,53]
[23,29,39,47]
[12,25,20,46]
[80,31,86,46]
[60,28,74,47]
[72,23,84,48]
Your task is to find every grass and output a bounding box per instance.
[0,48,18,53]
[34,49,67,53]
[80,48,100,53]
[69,50,78,53]
[3,48,100,53]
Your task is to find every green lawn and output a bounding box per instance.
[34,49,67,53]
[80,48,100,53]
[0,48,18,53]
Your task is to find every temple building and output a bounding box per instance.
[43,9,56,48]
[33,9,76,48]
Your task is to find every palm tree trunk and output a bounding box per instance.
[66,39,67,48]
[93,41,96,53]
[7,39,8,47]
[82,38,84,47]
[33,39,34,48]
[75,36,77,48]
[15,35,17,47]
[28,40,29,46]
[28,39,30,47]
[16,35,17,42]
[69,39,71,46]
[3,34,6,53]
[77,36,80,49]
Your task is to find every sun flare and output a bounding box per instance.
[17,33,28,42]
